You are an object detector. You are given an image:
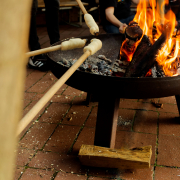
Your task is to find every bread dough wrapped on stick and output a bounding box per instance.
[61,38,87,51]
[84,38,102,55]
[84,14,99,36]
[26,38,87,57]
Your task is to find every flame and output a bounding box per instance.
[132,0,179,76]
[119,39,140,62]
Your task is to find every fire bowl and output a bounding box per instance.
[47,34,180,99]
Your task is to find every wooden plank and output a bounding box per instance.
[79,145,152,169]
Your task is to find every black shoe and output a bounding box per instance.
[28,54,49,71]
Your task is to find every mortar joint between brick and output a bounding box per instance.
[131,110,137,132]
[25,72,48,92]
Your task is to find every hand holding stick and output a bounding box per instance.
[76,0,99,35]
[17,39,102,136]
[26,38,87,57]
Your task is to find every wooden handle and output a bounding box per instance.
[26,44,61,57]
[76,0,88,14]
[17,50,91,136]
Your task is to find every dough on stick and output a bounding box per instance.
[83,38,102,55]
[61,38,87,51]
[84,14,99,35]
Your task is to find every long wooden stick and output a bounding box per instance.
[0,0,32,180]
[26,44,61,57]
[17,50,91,136]
[76,0,88,14]
[26,38,87,57]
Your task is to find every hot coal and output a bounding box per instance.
[57,55,114,76]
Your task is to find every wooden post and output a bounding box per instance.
[0,1,32,180]
[94,96,120,148]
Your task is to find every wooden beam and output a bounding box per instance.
[79,145,152,169]
[94,96,120,148]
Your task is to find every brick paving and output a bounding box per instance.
[14,20,180,180]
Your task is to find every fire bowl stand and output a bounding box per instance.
[91,94,180,149]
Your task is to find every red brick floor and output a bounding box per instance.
[14,22,180,180]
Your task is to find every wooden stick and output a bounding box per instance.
[26,44,61,57]
[76,0,88,14]
[0,0,32,180]
[17,50,91,136]
[26,38,87,57]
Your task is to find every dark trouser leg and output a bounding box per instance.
[29,0,41,51]
[94,96,120,148]
[44,0,60,45]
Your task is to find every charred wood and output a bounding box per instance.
[124,35,152,77]
[125,21,143,41]
[119,22,143,63]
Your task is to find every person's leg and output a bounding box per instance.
[29,0,41,51]
[28,0,49,71]
[44,0,60,45]
[104,24,120,33]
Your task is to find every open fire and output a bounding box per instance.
[120,0,180,77]
[57,0,180,78]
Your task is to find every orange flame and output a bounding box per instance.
[133,0,179,76]
[119,39,140,62]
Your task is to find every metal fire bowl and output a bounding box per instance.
[47,34,180,99]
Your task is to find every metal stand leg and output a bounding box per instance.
[94,96,120,148]
[175,95,180,116]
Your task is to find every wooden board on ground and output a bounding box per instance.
[79,144,152,169]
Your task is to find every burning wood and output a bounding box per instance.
[125,23,172,77]
[124,34,152,77]
[119,22,143,63]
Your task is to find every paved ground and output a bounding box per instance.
[14,22,180,180]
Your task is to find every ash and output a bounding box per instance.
[57,55,128,77]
